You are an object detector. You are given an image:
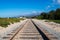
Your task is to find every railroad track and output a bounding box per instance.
[1,19,58,40]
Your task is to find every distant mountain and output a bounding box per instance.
[15,12,41,18]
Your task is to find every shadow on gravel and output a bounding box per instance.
[31,20,49,40]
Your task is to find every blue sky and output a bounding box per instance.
[0,0,60,17]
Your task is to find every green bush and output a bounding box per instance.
[52,20,60,24]
[0,21,10,27]
[0,18,24,27]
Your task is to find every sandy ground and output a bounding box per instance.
[37,19,60,32]
[0,19,27,37]
[0,27,5,32]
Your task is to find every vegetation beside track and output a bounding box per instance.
[49,20,60,24]
[32,8,60,24]
[0,17,24,27]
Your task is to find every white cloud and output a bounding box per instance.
[57,0,60,4]
[32,11,37,13]
[47,5,51,8]
[53,0,60,4]
[53,0,56,2]
[46,0,60,11]
[32,11,43,15]
[46,5,51,10]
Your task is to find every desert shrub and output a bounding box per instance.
[0,18,24,27]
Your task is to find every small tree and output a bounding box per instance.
[49,10,55,20]
[55,8,60,19]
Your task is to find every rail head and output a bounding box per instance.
[9,20,28,40]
